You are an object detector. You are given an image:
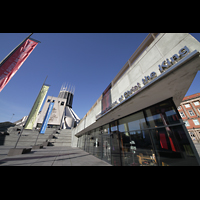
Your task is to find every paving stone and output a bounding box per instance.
[0,146,111,166]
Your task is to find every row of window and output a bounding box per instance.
[47,99,65,106]
[179,108,200,118]
[178,101,200,110]
[77,98,199,166]
[184,119,200,126]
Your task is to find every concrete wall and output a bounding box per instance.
[71,99,101,147]
[110,33,200,106]
[36,96,67,126]
[71,33,200,146]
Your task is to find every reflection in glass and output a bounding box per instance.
[150,126,198,166]
[110,121,121,166]
[118,111,147,132]
[77,98,199,166]
[111,132,121,166]
[144,99,180,128]
[93,128,102,159]
[102,124,111,164]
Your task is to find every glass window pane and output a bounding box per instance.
[188,110,195,116]
[145,99,180,127]
[78,136,81,148]
[91,131,95,155]
[118,111,147,132]
[85,132,91,153]
[179,112,185,118]
[150,126,199,166]
[110,121,118,132]
[145,108,164,127]
[110,122,121,166]
[184,121,190,126]
[81,134,86,150]
[193,119,200,125]
[185,104,190,108]
[129,130,157,166]
[93,128,102,159]
[102,124,111,164]
[110,132,121,166]
[102,135,111,164]
[102,124,110,135]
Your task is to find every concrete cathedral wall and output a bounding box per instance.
[36,96,67,126]
[71,33,200,147]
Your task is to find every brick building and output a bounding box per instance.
[178,93,200,143]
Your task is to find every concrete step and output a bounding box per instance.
[50,129,72,147]
[1,127,73,147]
[50,142,71,146]
[0,128,55,147]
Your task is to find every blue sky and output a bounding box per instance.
[0,33,200,123]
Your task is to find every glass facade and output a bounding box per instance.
[77,98,199,166]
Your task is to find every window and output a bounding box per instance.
[77,98,199,166]
[144,99,179,126]
[188,110,195,116]
[179,112,185,118]
[47,99,51,102]
[118,111,147,132]
[194,101,200,106]
[110,121,121,166]
[178,106,181,110]
[60,101,65,106]
[198,108,200,113]
[184,121,190,126]
[185,104,190,108]
[193,119,200,125]
[102,83,111,112]
[102,124,111,164]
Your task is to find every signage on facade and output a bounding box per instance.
[96,46,190,120]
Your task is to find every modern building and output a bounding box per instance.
[71,33,200,166]
[35,83,80,130]
[178,93,200,143]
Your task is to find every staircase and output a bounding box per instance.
[0,125,72,147]
[49,129,72,146]
[0,127,55,147]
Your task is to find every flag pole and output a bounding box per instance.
[14,75,48,148]
[0,33,33,68]
[33,76,49,146]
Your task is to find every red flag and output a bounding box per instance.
[0,38,38,92]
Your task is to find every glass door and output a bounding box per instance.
[110,121,121,166]
[93,128,103,159]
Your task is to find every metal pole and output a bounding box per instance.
[34,95,53,146]
[14,123,25,148]
[32,76,49,146]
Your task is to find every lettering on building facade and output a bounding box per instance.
[96,46,190,119]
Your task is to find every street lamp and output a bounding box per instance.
[10,114,15,122]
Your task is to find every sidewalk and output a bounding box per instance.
[194,143,200,156]
[0,146,112,166]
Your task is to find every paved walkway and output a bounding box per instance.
[0,146,111,166]
[194,143,200,156]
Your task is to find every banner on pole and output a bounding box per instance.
[40,102,54,134]
[0,38,38,92]
[24,84,49,130]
